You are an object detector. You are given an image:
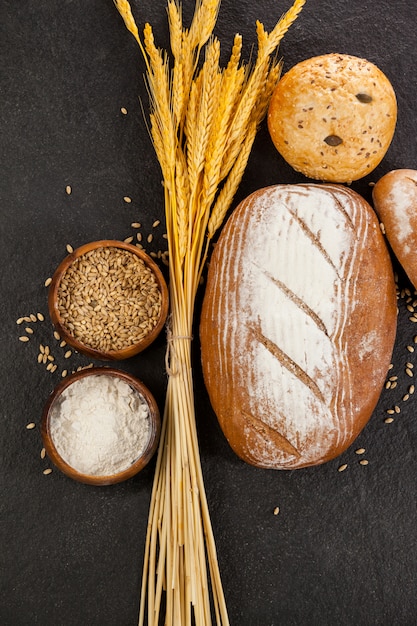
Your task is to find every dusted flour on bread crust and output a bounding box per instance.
[200,184,397,469]
[373,169,417,290]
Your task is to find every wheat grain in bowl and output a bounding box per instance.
[48,240,169,360]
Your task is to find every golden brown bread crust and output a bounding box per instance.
[267,54,397,183]
[372,169,417,290]
[200,184,397,469]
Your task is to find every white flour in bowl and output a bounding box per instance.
[49,374,151,476]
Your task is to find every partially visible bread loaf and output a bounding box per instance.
[373,169,417,290]
[200,184,397,469]
[268,54,397,183]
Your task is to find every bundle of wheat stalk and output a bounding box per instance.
[114,0,305,623]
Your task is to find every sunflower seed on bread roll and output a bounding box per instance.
[372,169,417,290]
[200,184,397,469]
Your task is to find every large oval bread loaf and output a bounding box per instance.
[200,184,397,469]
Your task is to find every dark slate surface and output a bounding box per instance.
[1,1,417,624]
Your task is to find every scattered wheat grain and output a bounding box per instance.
[43,468,53,475]
[66,185,72,195]
[44,277,52,287]
[66,244,74,254]
[338,463,348,472]
[26,422,36,430]
[19,336,29,342]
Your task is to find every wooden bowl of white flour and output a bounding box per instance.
[41,367,161,485]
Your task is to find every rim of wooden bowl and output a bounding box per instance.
[48,240,169,361]
[41,367,161,485]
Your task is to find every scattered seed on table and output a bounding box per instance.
[338,463,348,472]
[386,409,395,414]
[414,336,417,344]
[37,313,45,321]
[44,345,50,356]
[394,405,401,414]
[123,196,132,203]
[385,417,394,424]
[152,220,160,228]
[273,507,280,516]
[137,232,143,242]
[39,344,45,354]
[410,384,415,394]
[147,233,153,243]
[37,353,43,364]
[124,236,134,243]
[44,277,52,287]
[43,468,53,475]
[19,336,30,342]
[403,394,410,402]
[131,222,141,228]
[64,350,72,359]
[407,345,415,352]
[47,355,54,362]
[162,233,168,239]
[51,364,57,373]
[66,244,74,254]
[120,107,128,115]
[359,459,369,466]
[66,185,72,195]
[40,448,46,459]
[16,317,24,325]
[54,331,60,341]
[385,381,392,389]
[390,381,398,389]
[26,422,36,430]
[60,340,66,348]
[46,362,53,371]
[62,369,68,378]
[409,316,417,323]
[406,362,414,369]
[42,354,48,364]
[355,448,366,455]
[406,368,414,377]
[25,327,34,334]
[30,314,37,322]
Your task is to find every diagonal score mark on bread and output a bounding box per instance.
[258,265,329,336]
[241,409,301,459]
[284,202,341,278]
[247,320,326,404]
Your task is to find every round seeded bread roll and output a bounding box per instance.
[373,169,417,289]
[268,54,397,183]
[200,184,397,469]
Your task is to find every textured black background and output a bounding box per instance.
[1,1,417,625]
